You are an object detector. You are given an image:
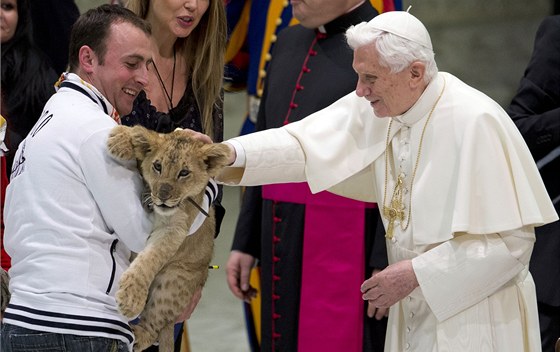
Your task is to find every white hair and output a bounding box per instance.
[346,21,438,84]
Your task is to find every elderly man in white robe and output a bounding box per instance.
[211,10,558,352]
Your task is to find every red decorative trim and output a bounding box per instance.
[270,200,281,350]
[282,32,324,125]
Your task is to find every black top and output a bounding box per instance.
[506,15,560,307]
[123,85,204,135]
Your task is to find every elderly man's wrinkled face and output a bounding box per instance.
[352,43,419,118]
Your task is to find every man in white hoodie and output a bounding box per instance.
[2,5,181,352]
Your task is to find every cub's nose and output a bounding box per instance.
[157,183,173,202]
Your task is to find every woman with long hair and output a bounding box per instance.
[123,0,226,141]
[1,0,58,271]
[1,0,58,179]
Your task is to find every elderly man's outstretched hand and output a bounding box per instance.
[176,129,236,165]
[175,128,213,144]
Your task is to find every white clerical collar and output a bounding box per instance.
[392,73,445,127]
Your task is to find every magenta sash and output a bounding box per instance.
[263,183,373,352]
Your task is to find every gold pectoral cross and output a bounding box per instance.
[383,174,405,239]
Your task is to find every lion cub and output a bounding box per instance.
[107,125,230,352]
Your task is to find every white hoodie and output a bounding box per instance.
[3,73,152,348]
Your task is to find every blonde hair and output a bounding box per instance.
[126,0,227,139]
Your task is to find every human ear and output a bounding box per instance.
[409,62,426,87]
[79,46,96,74]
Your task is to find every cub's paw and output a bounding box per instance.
[132,324,158,352]
[115,272,149,319]
[107,125,135,160]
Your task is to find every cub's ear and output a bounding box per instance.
[200,143,232,176]
[107,125,136,160]
[107,125,160,161]
[128,125,161,160]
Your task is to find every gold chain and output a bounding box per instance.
[382,77,446,239]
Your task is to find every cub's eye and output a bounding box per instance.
[153,161,162,173]
[178,169,190,178]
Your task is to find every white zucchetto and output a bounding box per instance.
[367,10,433,50]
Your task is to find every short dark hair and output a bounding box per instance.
[67,4,151,72]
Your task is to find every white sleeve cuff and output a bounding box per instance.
[226,140,246,167]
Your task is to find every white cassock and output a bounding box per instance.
[218,72,558,351]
